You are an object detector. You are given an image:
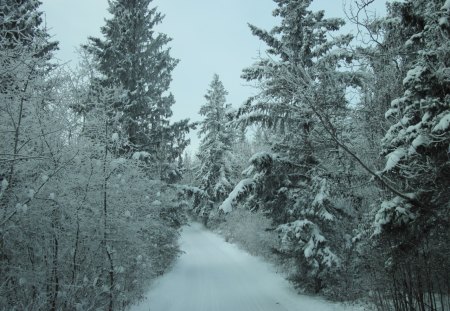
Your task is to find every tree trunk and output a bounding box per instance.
[50,203,59,311]
[103,116,114,311]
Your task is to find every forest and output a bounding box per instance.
[0,0,449,310]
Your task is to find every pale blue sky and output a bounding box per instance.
[41,0,387,153]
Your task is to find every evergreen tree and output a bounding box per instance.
[354,0,423,157]
[84,0,192,179]
[196,74,236,216]
[0,0,58,103]
[0,0,58,53]
[228,0,357,293]
[369,0,450,308]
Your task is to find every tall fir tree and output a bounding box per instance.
[84,0,192,179]
[196,74,236,216]
[229,0,357,293]
[0,0,58,95]
[0,0,58,52]
[370,0,450,307]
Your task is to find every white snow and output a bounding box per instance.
[129,223,358,311]
[373,197,415,235]
[0,179,8,197]
[384,107,398,119]
[312,179,332,220]
[313,183,327,206]
[249,151,274,165]
[383,148,406,172]
[304,237,316,258]
[74,156,82,165]
[277,219,339,269]
[442,0,450,10]
[405,32,422,47]
[432,112,450,132]
[218,178,253,213]
[132,151,150,160]
[27,189,35,199]
[16,203,28,213]
[111,132,119,141]
[402,66,425,86]
[410,134,430,151]
[111,157,126,169]
[151,200,161,206]
[1,179,8,189]
[322,247,341,268]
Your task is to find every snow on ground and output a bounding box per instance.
[129,222,361,311]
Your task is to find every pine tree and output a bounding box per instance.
[84,0,192,179]
[0,0,58,52]
[196,74,236,217]
[376,0,450,235]
[229,0,357,293]
[370,0,450,308]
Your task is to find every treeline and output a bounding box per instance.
[0,0,190,310]
[188,0,450,310]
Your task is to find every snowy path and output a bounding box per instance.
[130,222,358,311]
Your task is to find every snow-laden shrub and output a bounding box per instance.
[277,219,341,294]
[216,209,280,264]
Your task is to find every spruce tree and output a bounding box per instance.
[371,0,450,307]
[196,74,236,216]
[0,0,58,52]
[0,0,58,95]
[84,0,191,179]
[230,0,356,293]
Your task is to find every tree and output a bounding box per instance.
[70,83,182,310]
[0,1,61,306]
[0,2,185,309]
[84,0,192,179]
[370,0,450,309]
[226,0,356,293]
[196,74,236,218]
[0,0,58,53]
[0,0,58,203]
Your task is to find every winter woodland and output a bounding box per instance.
[0,0,449,310]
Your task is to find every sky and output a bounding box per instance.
[40,0,387,153]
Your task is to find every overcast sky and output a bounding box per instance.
[40,0,387,153]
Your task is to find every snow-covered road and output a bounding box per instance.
[130,222,358,311]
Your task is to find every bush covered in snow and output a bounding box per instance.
[215,209,282,266]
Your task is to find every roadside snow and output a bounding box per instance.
[129,223,361,311]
